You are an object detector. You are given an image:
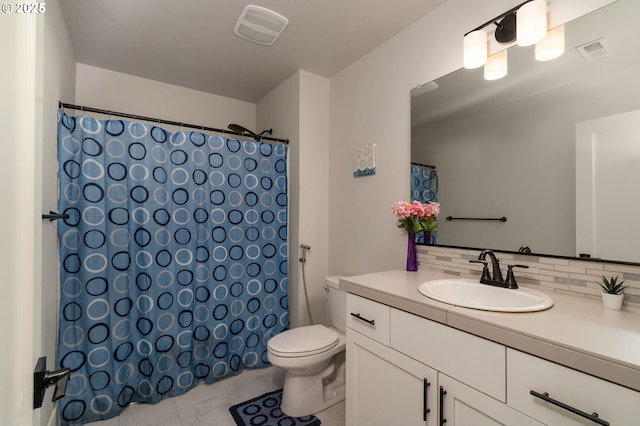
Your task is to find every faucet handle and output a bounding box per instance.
[505,264,529,289]
[469,259,491,282]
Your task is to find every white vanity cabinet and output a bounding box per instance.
[345,292,640,426]
[346,294,436,425]
[346,294,520,425]
[391,308,541,426]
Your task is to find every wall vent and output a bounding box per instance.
[234,5,289,46]
[575,38,614,62]
[411,81,439,97]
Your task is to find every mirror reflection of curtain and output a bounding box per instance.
[411,162,438,244]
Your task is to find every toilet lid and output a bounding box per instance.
[268,325,339,357]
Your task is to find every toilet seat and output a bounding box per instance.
[268,325,338,358]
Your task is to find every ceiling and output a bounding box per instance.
[60,0,446,103]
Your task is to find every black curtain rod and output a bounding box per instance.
[411,161,436,169]
[58,102,289,145]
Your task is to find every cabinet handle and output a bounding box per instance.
[350,312,375,326]
[530,390,609,426]
[439,386,447,425]
[423,378,430,421]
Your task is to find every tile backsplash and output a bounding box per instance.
[417,245,640,306]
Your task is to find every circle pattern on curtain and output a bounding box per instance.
[56,112,288,424]
[410,163,438,244]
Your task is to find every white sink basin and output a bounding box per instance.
[418,279,554,312]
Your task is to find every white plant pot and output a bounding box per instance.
[601,292,624,310]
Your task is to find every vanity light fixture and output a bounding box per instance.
[463,1,562,78]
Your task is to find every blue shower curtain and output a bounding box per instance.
[56,111,288,425]
[411,163,438,244]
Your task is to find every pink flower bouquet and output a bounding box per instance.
[391,200,440,234]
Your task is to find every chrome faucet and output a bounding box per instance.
[469,249,529,289]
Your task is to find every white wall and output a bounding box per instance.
[0,10,41,426]
[75,64,255,129]
[41,1,77,424]
[328,0,616,276]
[257,70,330,328]
[0,0,75,423]
[297,71,330,326]
[257,72,302,327]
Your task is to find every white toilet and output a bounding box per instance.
[267,276,346,417]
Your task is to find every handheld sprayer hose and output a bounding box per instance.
[299,244,314,325]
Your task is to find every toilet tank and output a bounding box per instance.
[326,276,346,333]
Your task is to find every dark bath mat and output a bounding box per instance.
[228,388,321,426]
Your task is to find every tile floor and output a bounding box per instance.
[84,366,346,426]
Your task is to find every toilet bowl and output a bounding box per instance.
[267,276,346,417]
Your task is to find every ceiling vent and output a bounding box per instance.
[234,5,289,46]
[575,38,614,62]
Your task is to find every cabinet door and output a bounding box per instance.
[347,330,437,426]
[439,374,543,426]
[391,308,506,401]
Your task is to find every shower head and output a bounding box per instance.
[228,123,255,136]
[228,124,273,141]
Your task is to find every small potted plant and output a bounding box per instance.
[598,275,627,310]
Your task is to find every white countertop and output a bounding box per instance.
[340,269,640,392]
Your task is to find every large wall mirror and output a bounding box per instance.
[411,0,640,264]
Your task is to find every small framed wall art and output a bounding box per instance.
[353,144,376,178]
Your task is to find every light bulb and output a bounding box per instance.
[536,25,565,61]
[517,0,547,46]
[464,30,487,69]
[484,50,508,80]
